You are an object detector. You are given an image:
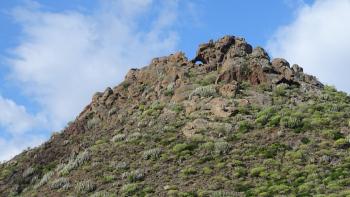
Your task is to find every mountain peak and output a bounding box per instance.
[193,35,322,87]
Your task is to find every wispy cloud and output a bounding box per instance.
[267,0,350,93]
[1,0,189,160]
[0,95,46,161]
[0,95,43,134]
[0,134,45,162]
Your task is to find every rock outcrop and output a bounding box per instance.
[193,36,322,88]
[85,35,322,122]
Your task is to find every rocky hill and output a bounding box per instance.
[1,35,350,196]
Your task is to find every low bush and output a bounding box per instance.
[90,191,116,197]
[273,84,288,97]
[172,143,192,154]
[280,116,303,129]
[122,169,145,183]
[111,134,126,142]
[87,117,101,129]
[58,150,90,176]
[214,141,230,155]
[120,183,139,195]
[34,171,54,189]
[237,121,252,133]
[126,132,142,142]
[143,148,162,160]
[75,180,96,193]
[250,166,266,177]
[50,178,70,190]
[103,175,116,183]
[111,161,128,171]
[189,85,217,99]
[181,167,197,176]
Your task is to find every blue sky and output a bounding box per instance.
[1,0,350,161]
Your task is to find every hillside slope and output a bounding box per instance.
[1,35,350,196]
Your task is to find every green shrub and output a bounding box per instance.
[126,132,142,142]
[122,82,131,90]
[177,191,197,197]
[211,190,235,197]
[285,150,304,160]
[189,85,217,99]
[200,142,214,154]
[141,101,164,117]
[250,166,266,177]
[150,101,165,110]
[164,83,175,96]
[197,72,217,86]
[280,116,303,129]
[58,150,90,176]
[111,134,126,142]
[181,167,197,176]
[322,130,344,140]
[215,162,225,169]
[111,161,128,171]
[103,175,116,183]
[142,186,155,194]
[75,180,96,193]
[90,191,116,197]
[87,117,101,129]
[268,115,281,126]
[214,141,230,155]
[255,115,269,126]
[273,84,288,96]
[260,143,287,158]
[257,83,272,92]
[255,107,277,126]
[120,183,139,195]
[268,184,291,194]
[301,137,310,144]
[237,120,252,133]
[123,169,144,183]
[143,148,162,160]
[170,103,184,113]
[335,138,348,148]
[202,166,213,174]
[172,143,192,153]
[95,139,107,145]
[0,166,15,180]
[34,171,54,189]
[50,178,70,190]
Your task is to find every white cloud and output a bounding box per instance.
[1,0,189,161]
[0,95,45,161]
[0,134,45,162]
[267,0,350,93]
[7,0,180,130]
[0,95,43,134]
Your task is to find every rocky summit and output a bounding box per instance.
[1,35,350,196]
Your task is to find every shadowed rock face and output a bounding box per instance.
[2,35,341,197]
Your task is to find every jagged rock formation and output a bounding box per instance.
[193,36,321,87]
[1,36,350,197]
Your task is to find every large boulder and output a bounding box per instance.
[209,98,236,118]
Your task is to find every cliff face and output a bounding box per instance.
[1,35,350,196]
